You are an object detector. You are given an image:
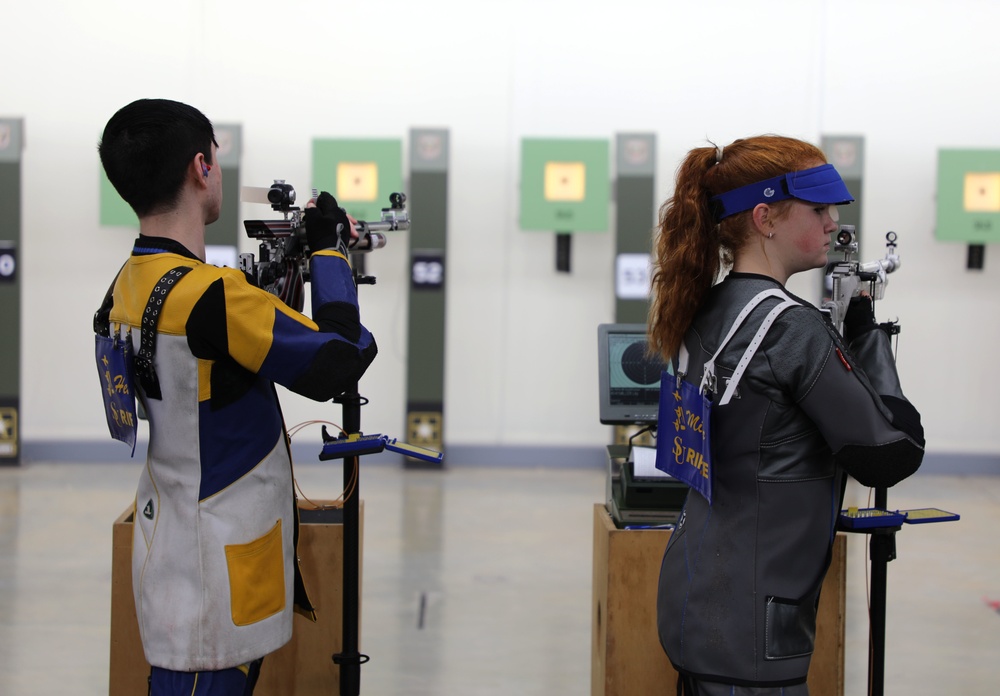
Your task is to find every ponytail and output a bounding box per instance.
[648,146,721,361]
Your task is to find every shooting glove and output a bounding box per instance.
[843,295,878,343]
[303,191,351,258]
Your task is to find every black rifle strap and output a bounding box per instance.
[134,266,193,400]
[93,262,127,337]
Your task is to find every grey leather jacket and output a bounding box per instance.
[657,272,924,687]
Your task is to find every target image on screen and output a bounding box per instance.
[609,333,660,400]
[597,324,670,425]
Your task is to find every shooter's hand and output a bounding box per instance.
[304,191,357,256]
[843,294,877,343]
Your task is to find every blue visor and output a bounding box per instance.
[710,163,854,221]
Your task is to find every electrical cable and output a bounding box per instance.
[286,420,358,510]
[628,424,656,450]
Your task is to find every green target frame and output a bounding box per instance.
[312,139,403,223]
[936,149,1000,243]
[519,138,610,232]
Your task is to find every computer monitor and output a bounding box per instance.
[597,323,671,425]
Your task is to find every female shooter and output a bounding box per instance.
[650,135,924,695]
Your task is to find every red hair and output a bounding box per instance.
[648,135,827,361]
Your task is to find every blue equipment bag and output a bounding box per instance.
[657,369,713,502]
[95,333,138,455]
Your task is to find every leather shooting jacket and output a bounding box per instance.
[657,272,924,687]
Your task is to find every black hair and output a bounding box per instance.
[98,98,217,218]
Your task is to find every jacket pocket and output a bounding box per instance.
[225,519,285,626]
[764,595,816,660]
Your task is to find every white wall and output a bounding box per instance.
[3,0,999,456]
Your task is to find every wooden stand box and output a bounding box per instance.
[110,501,362,695]
[591,505,845,696]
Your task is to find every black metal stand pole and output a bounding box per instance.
[333,269,375,696]
[336,397,362,696]
[867,486,896,696]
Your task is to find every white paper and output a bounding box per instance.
[631,445,673,479]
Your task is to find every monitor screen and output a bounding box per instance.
[597,323,671,425]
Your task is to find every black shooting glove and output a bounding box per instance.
[303,191,351,257]
[843,295,878,343]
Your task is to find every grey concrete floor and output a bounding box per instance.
[0,460,997,695]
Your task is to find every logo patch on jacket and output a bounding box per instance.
[143,499,154,520]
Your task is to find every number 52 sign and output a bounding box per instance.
[411,253,445,291]
[0,243,15,283]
